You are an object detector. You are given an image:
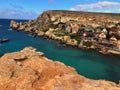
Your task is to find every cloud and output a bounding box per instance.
[10,3,24,10]
[118,9,120,12]
[48,0,54,3]
[0,3,39,19]
[104,10,112,13]
[48,0,55,4]
[70,1,120,11]
[0,8,39,20]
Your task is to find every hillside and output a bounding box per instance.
[10,10,120,54]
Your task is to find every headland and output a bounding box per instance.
[10,10,120,54]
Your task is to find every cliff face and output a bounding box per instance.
[0,47,120,90]
[37,10,120,27]
[11,10,120,31]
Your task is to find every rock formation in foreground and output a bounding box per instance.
[0,47,120,90]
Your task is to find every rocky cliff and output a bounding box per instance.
[10,10,120,54]
[0,47,120,90]
[10,10,120,44]
[10,10,120,32]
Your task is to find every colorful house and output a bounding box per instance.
[110,36,117,42]
[117,40,120,50]
[65,25,72,33]
[101,28,108,34]
[99,33,106,39]
[70,23,79,34]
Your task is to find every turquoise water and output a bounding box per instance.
[0,19,120,83]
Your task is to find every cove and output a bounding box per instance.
[0,19,120,83]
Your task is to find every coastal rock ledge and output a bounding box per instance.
[0,47,120,90]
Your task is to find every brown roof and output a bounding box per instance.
[110,36,117,41]
[99,33,106,39]
[117,40,120,45]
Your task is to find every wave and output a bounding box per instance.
[28,33,36,37]
[7,28,12,31]
[0,25,3,27]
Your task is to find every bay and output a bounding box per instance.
[0,19,120,83]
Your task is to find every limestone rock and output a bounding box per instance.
[0,47,119,90]
[63,35,71,42]
[37,31,45,36]
[66,39,78,46]
[10,20,19,30]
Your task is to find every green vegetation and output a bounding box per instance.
[83,41,92,47]
[53,28,65,36]
[70,34,79,40]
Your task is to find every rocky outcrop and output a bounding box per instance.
[0,47,120,90]
[10,10,120,31]
[10,10,120,37]
[10,21,19,30]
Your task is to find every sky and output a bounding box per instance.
[0,0,120,20]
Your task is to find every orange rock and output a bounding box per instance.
[0,47,119,90]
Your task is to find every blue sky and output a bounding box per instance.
[0,0,120,19]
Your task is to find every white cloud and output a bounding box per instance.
[48,0,55,4]
[10,3,24,10]
[104,10,112,13]
[0,3,39,19]
[0,8,39,20]
[70,1,120,12]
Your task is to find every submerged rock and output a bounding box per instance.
[0,47,119,90]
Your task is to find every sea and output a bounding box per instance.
[0,19,120,83]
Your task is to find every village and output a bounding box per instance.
[61,20,120,54]
[10,10,120,54]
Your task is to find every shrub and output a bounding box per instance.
[83,41,92,47]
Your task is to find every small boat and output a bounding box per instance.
[0,38,9,43]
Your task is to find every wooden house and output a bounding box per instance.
[70,23,79,34]
[117,40,120,50]
[99,33,106,39]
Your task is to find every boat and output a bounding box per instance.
[0,38,9,43]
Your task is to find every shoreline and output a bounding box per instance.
[15,29,120,55]
[10,10,120,55]
[20,30,98,49]
[11,23,120,55]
